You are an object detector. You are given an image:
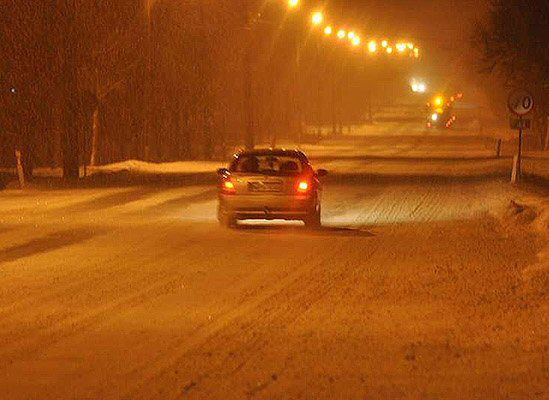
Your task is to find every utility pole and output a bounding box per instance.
[142,0,153,160]
[241,0,255,150]
[316,39,322,137]
[56,0,80,182]
[294,28,303,147]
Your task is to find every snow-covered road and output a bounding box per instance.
[0,134,547,399]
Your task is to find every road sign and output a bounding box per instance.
[507,89,533,184]
[507,89,534,116]
[509,117,531,130]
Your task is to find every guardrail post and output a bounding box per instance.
[15,149,25,189]
[495,139,502,158]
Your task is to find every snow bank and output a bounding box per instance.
[523,155,549,180]
[89,160,223,175]
[506,196,549,292]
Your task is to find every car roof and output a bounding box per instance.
[233,148,308,161]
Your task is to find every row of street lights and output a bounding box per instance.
[310,10,420,58]
[279,1,421,59]
[244,1,422,149]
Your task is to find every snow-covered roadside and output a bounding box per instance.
[522,153,549,180]
[89,159,224,175]
[504,195,549,292]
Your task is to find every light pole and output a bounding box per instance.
[241,0,300,150]
[310,11,324,137]
[142,0,154,160]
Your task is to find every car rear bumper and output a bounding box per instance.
[219,193,316,220]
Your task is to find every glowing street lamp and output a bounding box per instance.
[351,36,361,47]
[337,29,347,40]
[367,40,377,53]
[348,31,356,40]
[433,96,444,107]
[324,26,333,36]
[288,0,299,9]
[386,46,393,54]
[396,43,407,53]
[311,11,324,26]
[381,40,388,48]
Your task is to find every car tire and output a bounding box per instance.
[304,206,321,229]
[218,205,237,228]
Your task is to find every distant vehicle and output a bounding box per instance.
[217,149,328,228]
[426,93,461,129]
[426,108,456,129]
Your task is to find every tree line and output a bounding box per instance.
[0,0,311,180]
[473,0,549,150]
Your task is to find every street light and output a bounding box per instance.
[324,25,333,35]
[337,29,346,39]
[367,40,377,53]
[288,0,299,8]
[351,36,361,47]
[381,40,388,48]
[386,46,393,54]
[311,11,323,26]
[433,96,444,107]
[348,31,356,40]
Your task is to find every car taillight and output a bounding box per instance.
[221,179,236,194]
[297,181,309,193]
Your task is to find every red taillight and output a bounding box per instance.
[221,179,236,194]
[297,181,309,193]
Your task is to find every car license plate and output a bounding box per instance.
[248,181,282,192]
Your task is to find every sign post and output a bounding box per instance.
[507,89,534,183]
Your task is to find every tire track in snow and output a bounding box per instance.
[116,228,390,400]
[117,184,452,399]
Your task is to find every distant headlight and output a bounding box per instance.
[431,113,439,122]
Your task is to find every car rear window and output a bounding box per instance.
[230,155,304,176]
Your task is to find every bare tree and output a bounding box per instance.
[473,0,549,149]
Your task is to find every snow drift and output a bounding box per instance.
[506,196,549,293]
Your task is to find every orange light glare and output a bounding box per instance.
[288,0,299,8]
[368,40,377,53]
[396,43,407,52]
[337,29,346,39]
[298,181,309,192]
[311,11,323,26]
[223,181,235,190]
[324,26,333,35]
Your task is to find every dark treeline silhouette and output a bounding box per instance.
[0,0,415,181]
[1,0,248,180]
[473,0,549,150]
